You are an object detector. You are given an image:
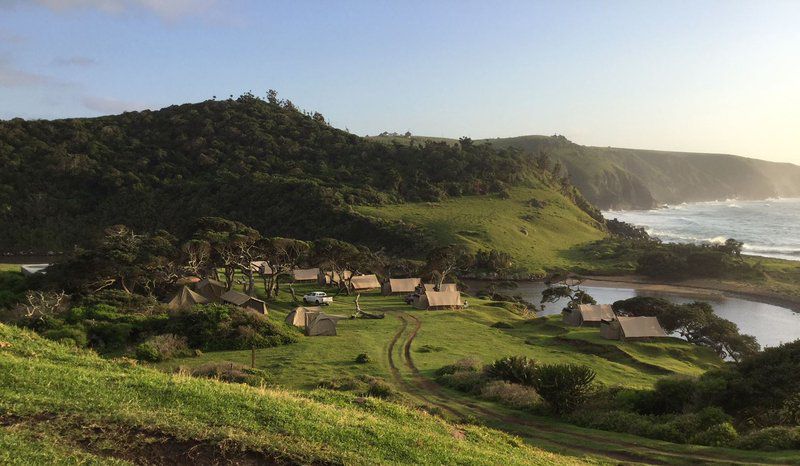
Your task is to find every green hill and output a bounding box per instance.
[0,322,581,465]
[0,95,605,273]
[482,135,800,209]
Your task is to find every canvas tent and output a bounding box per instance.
[249,261,273,275]
[382,278,422,295]
[20,264,49,277]
[563,304,616,327]
[414,290,463,310]
[285,306,344,336]
[195,278,226,302]
[293,268,320,282]
[318,270,352,286]
[350,274,381,291]
[422,283,457,293]
[601,316,668,340]
[167,285,209,309]
[220,290,268,314]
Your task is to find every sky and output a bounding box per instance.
[1,0,799,164]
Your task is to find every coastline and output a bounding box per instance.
[583,275,800,314]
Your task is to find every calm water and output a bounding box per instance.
[469,281,800,348]
[604,198,800,261]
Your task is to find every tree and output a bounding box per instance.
[312,238,362,294]
[531,363,596,414]
[540,275,596,309]
[424,244,473,290]
[193,217,261,291]
[260,237,310,298]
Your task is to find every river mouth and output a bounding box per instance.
[465,279,800,349]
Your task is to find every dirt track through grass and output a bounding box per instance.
[389,312,784,465]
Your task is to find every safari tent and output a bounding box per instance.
[285,306,322,327]
[249,261,273,275]
[563,304,616,327]
[167,285,208,309]
[195,278,226,302]
[414,290,463,310]
[293,267,320,282]
[318,270,353,286]
[285,306,343,336]
[220,290,269,314]
[20,264,49,277]
[422,283,458,293]
[382,278,422,295]
[601,316,668,340]
[350,274,381,291]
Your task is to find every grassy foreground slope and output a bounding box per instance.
[0,323,582,466]
[358,185,606,275]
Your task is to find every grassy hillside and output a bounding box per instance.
[358,185,605,275]
[0,322,582,465]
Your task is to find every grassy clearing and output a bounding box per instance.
[358,186,606,275]
[162,283,720,391]
[0,323,585,466]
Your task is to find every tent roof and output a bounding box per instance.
[577,304,615,322]
[388,278,421,293]
[220,290,251,306]
[168,285,208,309]
[286,306,322,327]
[293,268,319,281]
[196,278,226,289]
[351,274,381,290]
[617,316,668,338]
[423,283,457,293]
[250,261,273,274]
[425,290,462,307]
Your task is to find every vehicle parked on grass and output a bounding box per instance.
[303,291,333,305]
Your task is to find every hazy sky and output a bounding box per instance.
[1,1,798,163]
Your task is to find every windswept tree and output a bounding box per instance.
[260,237,311,298]
[424,244,473,290]
[193,217,261,292]
[540,274,596,309]
[312,238,362,294]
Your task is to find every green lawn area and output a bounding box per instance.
[357,186,607,276]
[161,283,720,391]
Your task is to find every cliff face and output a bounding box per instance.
[483,136,800,209]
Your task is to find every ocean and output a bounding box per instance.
[604,198,800,261]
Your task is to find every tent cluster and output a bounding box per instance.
[285,306,346,336]
[563,304,668,341]
[167,277,268,314]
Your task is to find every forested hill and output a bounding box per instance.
[482,136,800,210]
[0,94,602,255]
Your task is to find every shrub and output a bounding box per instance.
[355,353,370,364]
[689,422,738,447]
[735,426,800,451]
[486,355,537,386]
[135,333,189,362]
[77,290,158,313]
[85,320,134,350]
[41,325,88,348]
[416,345,443,353]
[490,321,513,329]
[318,375,396,399]
[436,358,482,376]
[480,380,541,410]
[531,363,596,414]
[439,370,487,394]
[634,377,697,415]
[191,361,269,387]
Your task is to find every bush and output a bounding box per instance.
[166,304,297,351]
[486,355,537,386]
[531,363,596,414]
[41,325,88,347]
[85,320,134,351]
[634,377,697,415]
[436,358,482,376]
[318,375,396,399]
[355,353,370,364]
[135,334,189,362]
[689,422,738,447]
[191,361,269,387]
[77,290,158,313]
[439,370,487,394]
[480,380,541,410]
[735,426,800,451]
